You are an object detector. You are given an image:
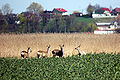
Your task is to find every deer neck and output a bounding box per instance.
[77,48,81,54]
[61,47,63,52]
[47,47,50,53]
[27,48,31,54]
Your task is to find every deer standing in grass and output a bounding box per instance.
[52,45,64,57]
[21,47,32,58]
[75,45,86,56]
[37,45,51,58]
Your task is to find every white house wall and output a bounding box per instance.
[94,30,115,34]
[92,14,116,18]
[96,23,111,25]
[97,27,109,30]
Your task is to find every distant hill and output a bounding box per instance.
[73,17,95,23]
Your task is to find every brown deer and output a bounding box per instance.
[37,45,51,58]
[52,45,64,57]
[21,47,32,58]
[75,45,86,56]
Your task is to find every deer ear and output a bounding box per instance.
[46,45,49,47]
[62,45,64,47]
[78,44,81,47]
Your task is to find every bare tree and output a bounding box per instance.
[109,5,113,11]
[94,4,101,10]
[27,2,43,16]
[0,9,2,14]
[1,3,13,15]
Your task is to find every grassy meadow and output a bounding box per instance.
[0,33,120,58]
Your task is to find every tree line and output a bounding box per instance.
[0,2,98,33]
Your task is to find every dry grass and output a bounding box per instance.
[0,33,120,58]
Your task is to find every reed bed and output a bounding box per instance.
[0,33,120,57]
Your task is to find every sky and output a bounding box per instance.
[0,0,120,14]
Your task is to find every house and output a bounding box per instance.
[94,22,117,34]
[97,22,118,30]
[92,8,113,18]
[94,29,115,34]
[111,8,120,16]
[53,8,67,14]
[71,12,83,17]
[112,14,120,28]
[101,8,111,13]
[96,23,111,30]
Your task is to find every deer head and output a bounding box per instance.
[47,45,51,48]
[59,45,64,48]
[75,44,81,50]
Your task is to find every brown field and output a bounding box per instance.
[0,33,120,58]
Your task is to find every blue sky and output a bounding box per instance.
[0,0,120,14]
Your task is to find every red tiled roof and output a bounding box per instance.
[54,8,67,12]
[101,8,111,13]
[115,8,120,13]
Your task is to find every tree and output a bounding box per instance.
[17,14,26,33]
[73,11,80,13]
[53,13,63,33]
[0,19,8,33]
[27,2,43,16]
[1,3,13,15]
[26,2,44,33]
[63,16,73,33]
[109,5,113,11]
[94,4,101,10]
[0,9,2,15]
[46,19,56,33]
[41,12,48,33]
[87,4,94,17]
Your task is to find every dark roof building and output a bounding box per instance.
[95,8,111,14]
[44,10,53,14]
[71,12,83,17]
[111,8,120,15]
[114,8,120,13]
[43,10,54,19]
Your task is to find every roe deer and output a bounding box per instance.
[21,47,32,58]
[52,45,64,57]
[37,45,51,58]
[75,45,86,56]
